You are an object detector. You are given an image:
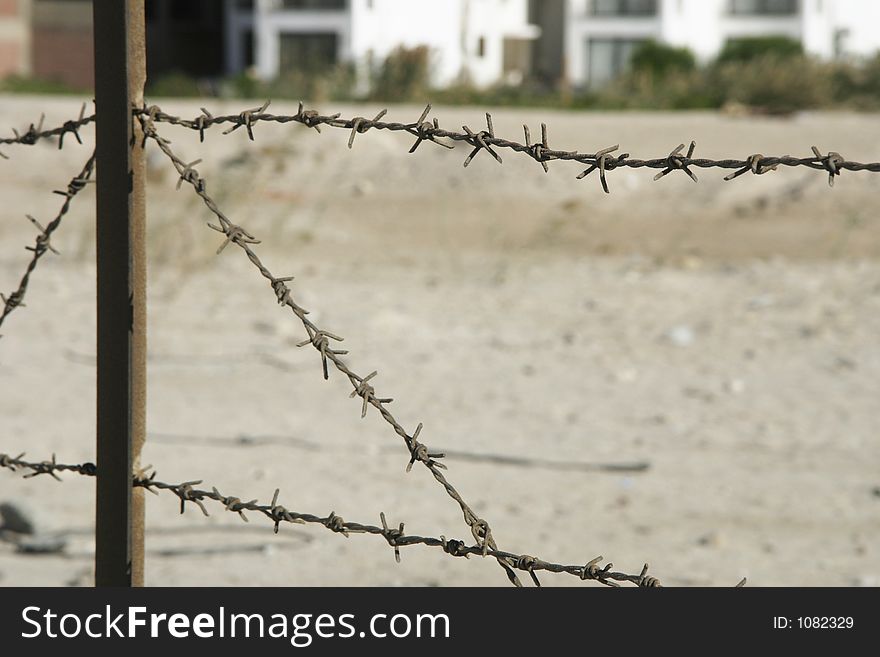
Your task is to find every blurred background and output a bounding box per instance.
[1,0,880,112]
[0,0,878,587]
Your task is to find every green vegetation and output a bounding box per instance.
[5,41,880,114]
[630,40,696,78]
[147,70,206,97]
[716,36,803,65]
[0,74,86,95]
[369,45,430,102]
[831,52,880,109]
[711,55,833,114]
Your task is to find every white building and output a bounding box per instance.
[564,0,880,87]
[224,0,540,91]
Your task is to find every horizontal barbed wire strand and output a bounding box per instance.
[1,452,685,587]
[138,101,879,192]
[0,104,95,157]
[0,151,96,335]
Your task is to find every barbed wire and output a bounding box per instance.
[138,115,534,586]
[0,151,96,335]
[0,101,784,588]
[0,103,95,158]
[139,101,880,192]
[135,107,772,589]
[0,451,699,587]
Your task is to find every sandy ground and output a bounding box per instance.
[0,96,878,587]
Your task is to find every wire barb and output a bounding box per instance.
[406,423,446,472]
[222,100,271,140]
[408,104,454,153]
[207,219,261,254]
[350,371,393,418]
[812,145,845,187]
[380,512,405,563]
[577,144,627,193]
[523,123,553,173]
[724,153,780,181]
[25,215,60,256]
[176,158,204,191]
[348,109,388,149]
[297,329,348,380]
[654,141,698,183]
[462,113,502,167]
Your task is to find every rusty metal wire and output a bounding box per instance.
[0,101,781,589]
[138,115,535,586]
[0,104,95,158]
[1,452,686,587]
[138,101,880,193]
[0,151,96,335]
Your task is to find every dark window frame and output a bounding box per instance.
[729,0,799,16]
[280,0,348,10]
[586,36,647,85]
[278,31,340,73]
[590,0,658,17]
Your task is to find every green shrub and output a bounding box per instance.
[631,40,696,78]
[434,79,578,108]
[222,71,262,100]
[214,65,355,102]
[147,70,206,97]
[0,74,84,95]
[594,69,719,110]
[831,51,880,109]
[370,46,430,102]
[716,36,803,65]
[710,54,833,114]
[266,64,355,102]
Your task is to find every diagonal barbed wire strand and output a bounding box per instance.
[0,104,95,158]
[139,116,530,586]
[0,150,96,335]
[0,452,709,587]
[138,101,879,192]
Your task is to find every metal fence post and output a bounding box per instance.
[93,0,147,587]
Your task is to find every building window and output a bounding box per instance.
[243,28,255,68]
[477,36,486,57]
[590,0,658,16]
[587,38,644,86]
[528,0,541,24]
[170,0,204,22]
[502,37,531,81]
[280,0,347,9]
[833,28,850,58]
[279,32,339,73]
[729,0,799,15]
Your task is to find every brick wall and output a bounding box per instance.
[0,40,21,76]
[0,0,28,77]
[0,0,19,18]
[32,25,93,89]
